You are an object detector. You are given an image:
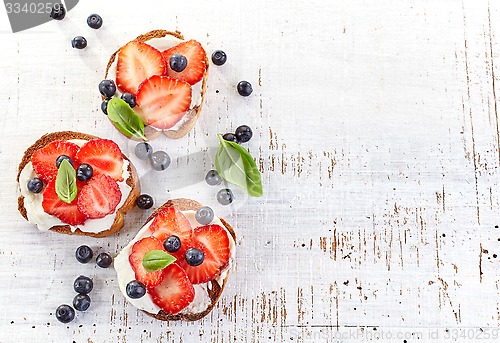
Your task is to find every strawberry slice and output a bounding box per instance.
[116,41,166,94]
[129,237,166,288]
[149,207,193,260]
[179,224,231,284]
[162,40,207,85]
[31,140,80,182]
[42,180,87,226]
[75,139,124,181]
[135,75,192,129]
[148,263,195,314]
[77,174,122,219]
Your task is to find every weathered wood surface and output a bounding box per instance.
[0,0,499,342]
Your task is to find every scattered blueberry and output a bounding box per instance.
[195,206,214,225]
[211,50,227,66]
[134,142,153,160]
[185,248,204,266]
[126,280,146,299]
[237,81,253,96]
[87,14,103,29]
[56,155,74,168]
[205,169,222,186]
[73,294,91,312]
[76,164,93,182]
[71,36,87,50]
[55,304,74,323]
[75,245,93,264]
[169,53,188,72]
[101,99,109,115]
[163,235,181,253]
[49,4,65,20]
[73,275,93,294]
[136,194,154,210]
[217,188,234,205]
[27,178,43,193]
[151,151,171,171]
[98,80,116,98]
[120,92,136,108]
[96,253,112,268]
[235,125,253,143]
[222,133,239,143]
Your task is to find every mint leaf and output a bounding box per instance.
[107,98,147,141]
[215,134,263,197]
[142,250,176,272]
[55,159,77,203]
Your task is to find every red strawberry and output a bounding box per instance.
[129,237,166,288]
[75,139,124,181]
[162,40,207,85]
[116,41,166,94]
[148,263,195,314]
[31,140,80,182]
[179,225,230,284]
[42,180,87,226]
[77,174,122,219]
[135,75,192,130]
[149,207,193,260]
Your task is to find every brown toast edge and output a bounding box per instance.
[17,131,141,238]
[104,29,209,140]
[141,198,236,321]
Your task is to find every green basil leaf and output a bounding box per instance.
[107,97,147,141]
[55,159,77,203]
[142,250,176,272]
[215,134,263,197]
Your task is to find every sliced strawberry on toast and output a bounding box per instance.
[129,237,166,288]
[31,140,80,182]
[149,207,193,260]
[116,41,166,94]
[179,224,230,284]
[75,139,124,181]
[77,174,122,219]
[162,40,207,85]
[42,180,87,226]
[148,263,195,314]
[135,75,192,129]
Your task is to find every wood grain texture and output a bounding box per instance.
[0,0,499,342]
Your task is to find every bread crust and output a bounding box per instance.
[140,198,235,321]
[17,131,141,238]
[105,30,209,140]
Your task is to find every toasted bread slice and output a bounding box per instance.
[105,30,209,140]
[17,131,140,238]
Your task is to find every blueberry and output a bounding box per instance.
[96,253,112,268]
[76,164,93,182]
[49,4,65,20]
[75,245,93,264]
[56,155,74,168]
[195,206,214,225]
[55,304,74,323]
[237,81,253,96]
[136,194,154,210]
[27,178,43,193]
[71,36,87,50]
[98,80,116,98]
[101,99,109,115]
[222,133,239,143]
[120,92,136,108]
[163,235,181,253]
[73,294,91,312]
[211,50,227,66]
[87,14,103,29]
[185,248,204,266]
[169,53,188,72]
[134,142,153,160]
[151,151,171,171]
[217,188,234,205]
[73,275,93,294]
[235,125,253,143]
[126,280,146,299]
[205,169,222,186]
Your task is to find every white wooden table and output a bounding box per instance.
[0,1,499,342]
